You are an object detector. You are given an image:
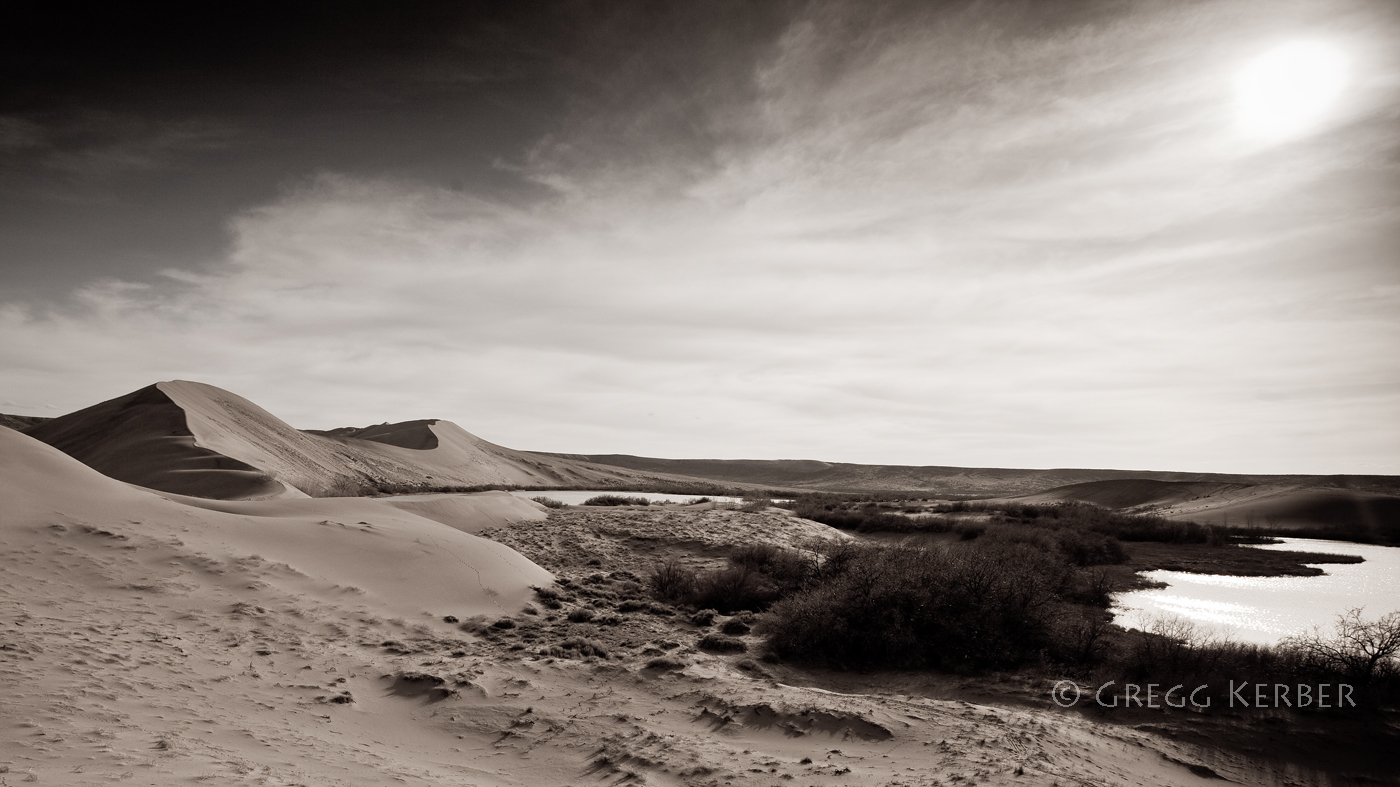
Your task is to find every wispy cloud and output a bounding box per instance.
[2,0,1397,473]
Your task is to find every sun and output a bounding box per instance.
[1235,41,1349,140]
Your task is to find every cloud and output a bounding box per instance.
[2,0,1398,473]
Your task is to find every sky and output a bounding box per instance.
[1,0,1398,474]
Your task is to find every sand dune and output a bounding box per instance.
[1017,478,1400,541]
[0,412,49,431]
[22,383,299,500]
[24,380,706,500]
[378,492,549,535]
[0,425,552,619]
[562,453,1400,497]
[1014,479,1255,510]
[1,425,1381,785]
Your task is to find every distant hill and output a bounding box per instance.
[1015,478,1400,542]
[550,453,1400,497]
[0,412,50,431]
[24,381,715,500]
[554,453,1400,539]
[22,383,1400,539]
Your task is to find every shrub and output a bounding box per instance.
[735,658,768,675]
[567,608,596,623]
[648,560,696,603]
[649,546,818,614]
[691,609,718,627]
[492,618,516,630]
[699,634,748,653]
[691,566,780,614]
[583,494,651,507]
[530,496,567,509]
[740,497,772,513]
[533,586,565,610]
[763,541,1064,670]
[545,637,609,659]
[1283,608,1400,683]
[645,655,689,670]
[720,618,752,636]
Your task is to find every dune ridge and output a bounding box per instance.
[1014,478,1400,542]
[24,380,707,500]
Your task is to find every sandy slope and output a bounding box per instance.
[1015,479,1400,540]
[24,380,713,500]
[0,427,1374,785]
[564,454,1400,500]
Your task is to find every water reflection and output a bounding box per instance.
[506,489,748,506]
[1112,538,1400,645]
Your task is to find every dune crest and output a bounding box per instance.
[25,380,697,500]
[0,425,552,619]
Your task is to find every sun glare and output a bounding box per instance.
[1235,41,1349,140]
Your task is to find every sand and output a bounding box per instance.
[1015,478,1400,538]
[3,424,1371,785]
[23,381,720,501]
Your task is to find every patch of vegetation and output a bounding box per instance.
[583,494,652,507]
[531,496,567,509]
[698,633,747,653]
[763,540,1069,670]
[739,497,772,513]
[720,618,752,636]
[1089,610,1400,710]
[544,636,610,659]
[533,586,567,609]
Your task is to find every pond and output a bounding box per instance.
[506,490,750,506]
[1111,537,1400,645]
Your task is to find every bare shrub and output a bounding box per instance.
[584,494,651,507]
[533,586,565,610]
[546,637,609,659]
[1284,608,1400,683]
[690,566,780,614]
[698,634,747,653]
[720,618,752,636]
[763,541,1064,670]
[739,497,772,513]
[645,655,689,670]
[647,559,696,603]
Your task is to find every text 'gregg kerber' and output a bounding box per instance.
[1050,680,1357,708]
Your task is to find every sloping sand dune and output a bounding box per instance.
[565,454,1400,497]
[1160,487,1400,536]
[1,426,1376,785]
[378,492,548,535]
[1014,479,1254,510]
[0,426,551,622]
[1016,478,1400,541]
[23,383,299,500]
[25,380,707,500]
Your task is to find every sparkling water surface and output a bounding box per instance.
[1111,538,1400,645]
[507,490,749,506]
